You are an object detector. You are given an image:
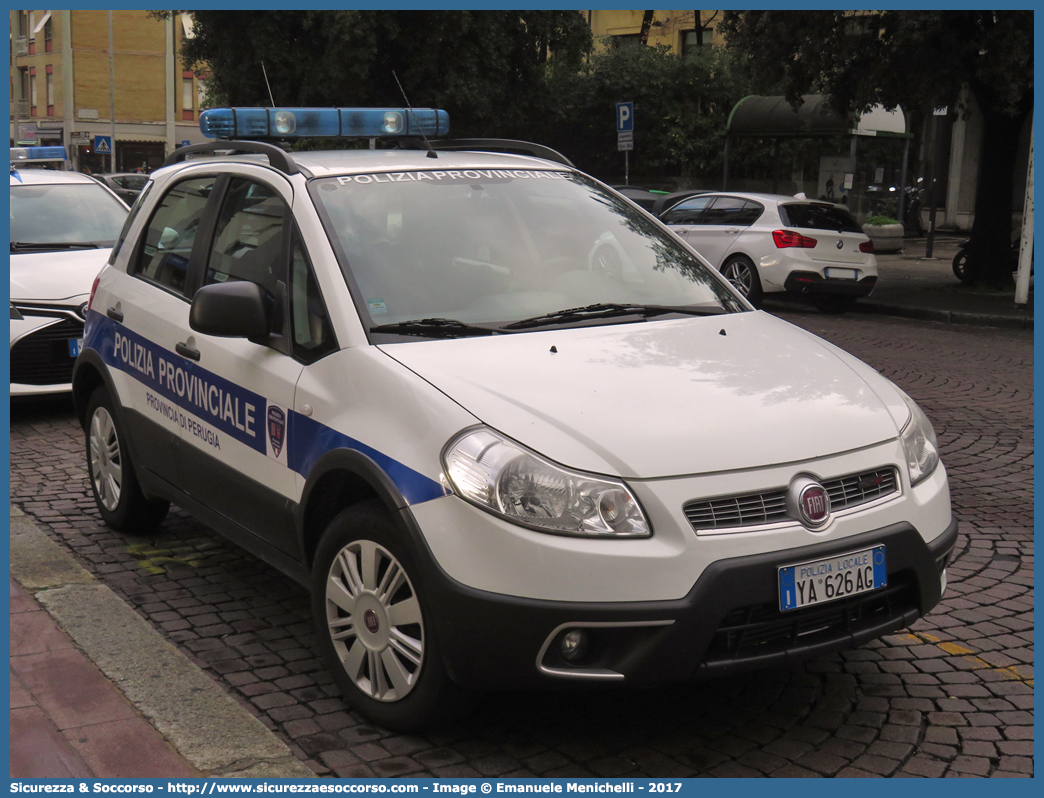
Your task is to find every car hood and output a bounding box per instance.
[10,248,110,302]
[380,312,909,479]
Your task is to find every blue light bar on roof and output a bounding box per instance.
[10,146,68,162]
[199,107,450,139]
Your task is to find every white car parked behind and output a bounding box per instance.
[10,156,130,395]
[660,192,878,311]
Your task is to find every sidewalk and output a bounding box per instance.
[9,505,315,779]
[8,251,1032,779]
[852,235,1032,329]
[764,234,1033,329]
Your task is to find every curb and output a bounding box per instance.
[10,504,316,779]
[854,301,1034,330]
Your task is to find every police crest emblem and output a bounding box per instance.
[267,405,286,458]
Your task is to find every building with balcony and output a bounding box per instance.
[585,10,722,54]
[10,10,209,172]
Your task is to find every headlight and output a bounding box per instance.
[898,389,940,486]
[442,428,651,538]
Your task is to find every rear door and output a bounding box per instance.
[681,196,762,266]
[780,202,870,267]
[101,172,219,490]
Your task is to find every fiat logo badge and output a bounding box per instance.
[363,610,380,633]
[787,475,832,530]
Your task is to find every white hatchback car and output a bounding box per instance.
[660,192,878,310]
[73,107,954,731]
[10,151,129,395]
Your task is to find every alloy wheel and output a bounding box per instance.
[722,261,753,296]
[89,406,123,512]
[325,540,425,702]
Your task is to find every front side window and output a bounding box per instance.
[310,169,746,333]
[661,196,713,225]
[10,181,129,251]
[134,175,216,295]
[204,178,286,301]
[289,229,337,363]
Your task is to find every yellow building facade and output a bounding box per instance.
[585,10,723,53]
[10,10,209,172]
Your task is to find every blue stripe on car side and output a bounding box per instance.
[288,414,449,505]
[83,310,449,505]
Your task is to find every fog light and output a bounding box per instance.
[560,629,588,662]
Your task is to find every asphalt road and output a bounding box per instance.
[10,309,1033,778]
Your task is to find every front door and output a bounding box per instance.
[175,168,304,555]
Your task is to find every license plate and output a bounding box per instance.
[68,338,83,357]
[824,267,858,280]
[778,545,886,611]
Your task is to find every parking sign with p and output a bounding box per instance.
[616,102,633,133]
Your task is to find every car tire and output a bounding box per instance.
[720,255,763,307]
[312,500,463,732]
[86,387,170,532]
[952,250,970,283]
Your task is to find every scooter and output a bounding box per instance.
[952,235,1030,285]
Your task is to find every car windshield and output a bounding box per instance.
[310,168,746,330]
[10,181,128,248]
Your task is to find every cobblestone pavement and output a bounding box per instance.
[10,311,1033,778]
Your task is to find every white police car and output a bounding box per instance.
[73,107,956,731]
[11,147,129,395]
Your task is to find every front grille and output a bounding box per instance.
[10,319,84,386]
[825,467,897,509]
[684,490,789,530]
[684,467,899,532]
[704,572,918,662]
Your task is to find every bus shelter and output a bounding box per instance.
[723,95,913,221]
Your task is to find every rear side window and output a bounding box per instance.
[702,196,764,226]
[780,203,862,233]
[134,176,216,296]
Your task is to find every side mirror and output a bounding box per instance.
[189,281,270,339]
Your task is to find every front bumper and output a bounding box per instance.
[11,310,85,395]
[405,510,957,690]
[784,272,877,297]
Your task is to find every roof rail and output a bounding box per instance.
[161,140,299,175]
[399,138,574,168]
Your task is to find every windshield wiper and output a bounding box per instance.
[369,317,503,339]
[502,302,726,330]
[10,241,103,252]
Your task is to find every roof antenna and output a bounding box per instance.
[392,70,437,159]
[261,60,275,107]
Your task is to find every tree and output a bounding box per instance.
[176,11,591,140]
[544,42,743,181]
[720,10,1033,286]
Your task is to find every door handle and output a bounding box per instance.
[175,341,200,361]
[675,227,690,234]
[106,307,123,323]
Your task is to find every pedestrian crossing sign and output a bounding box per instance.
[94,136,112,154]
